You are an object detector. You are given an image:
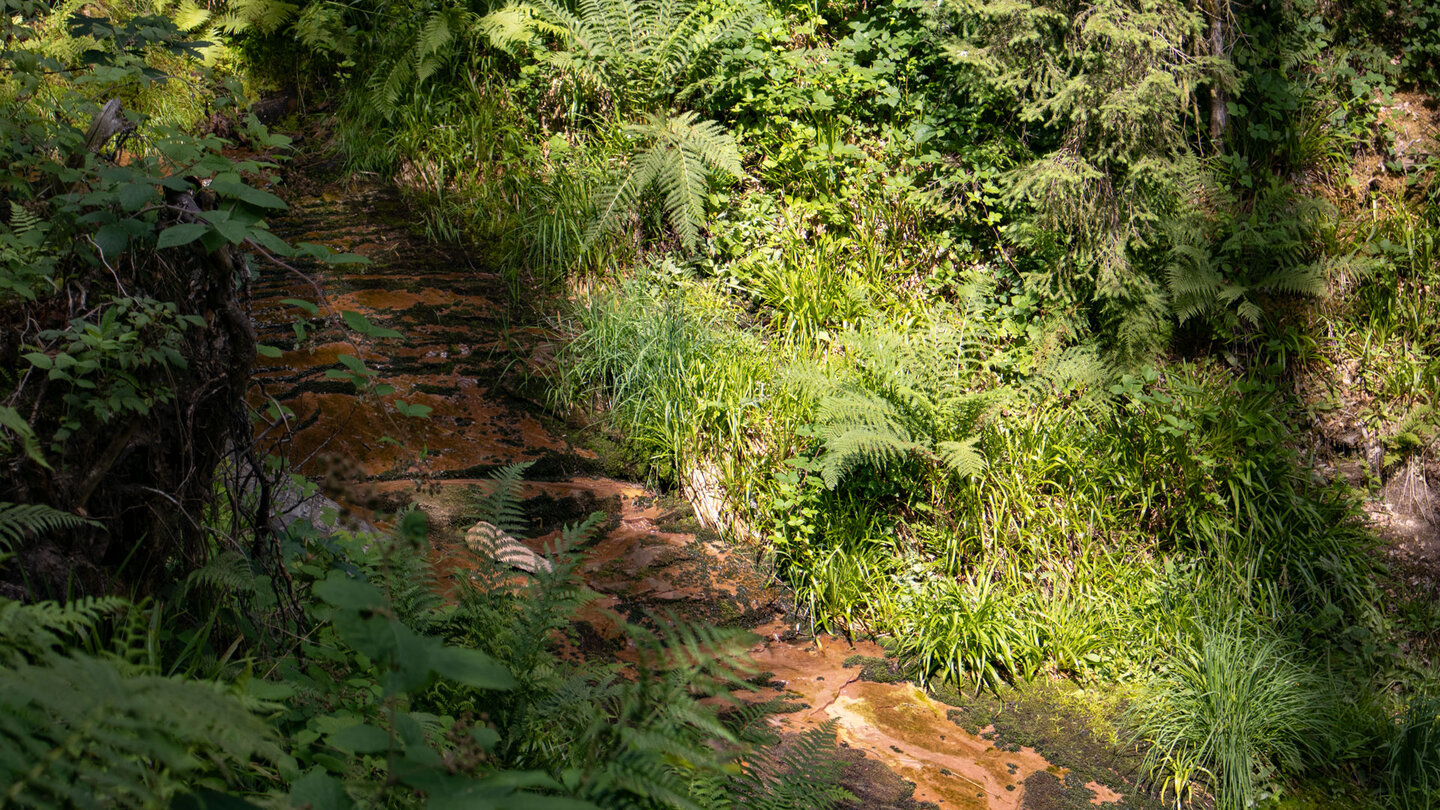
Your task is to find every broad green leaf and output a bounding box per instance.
[313,573,386,611]
[326,723,391,754]
[429,646,515,691]
[289,771,356,810]
[395,400,432,419]
[93,222,130,257]
[210,175,287,209]
[117,182,155,211]
[157,223,209,248]
[341,310,402,339]
[211,217,250,244]
[280,297,319,316]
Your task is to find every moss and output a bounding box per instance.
[843,654,906,684]
[930,679,1162,809]
[402,301,443,324]
[1018,770,1102,809]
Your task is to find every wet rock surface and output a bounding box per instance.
[249,180,1157,808]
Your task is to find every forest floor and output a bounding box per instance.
[245,169,1167,809]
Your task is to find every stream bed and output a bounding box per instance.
[248,178,1156,810]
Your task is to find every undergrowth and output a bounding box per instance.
[10,0,1440,806]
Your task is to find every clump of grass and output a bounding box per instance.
[1384,690,1440,809]
[552,275,775,485]
[1127,618,1320,810]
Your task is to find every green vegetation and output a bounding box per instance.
[8,0,1440,806]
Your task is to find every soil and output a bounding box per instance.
[248,176,1167,808]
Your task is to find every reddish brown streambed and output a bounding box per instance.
[248,180,1141,809]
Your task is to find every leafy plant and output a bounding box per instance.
[1384,690,1440,810]
[482,0,753,252]
[0,593,279,809]
[587,111,744,251]
[1128,619,1320,810]
[798,327,996,490]
[0,652,280,809]
[481,0,758,113]
[0,501,97,552]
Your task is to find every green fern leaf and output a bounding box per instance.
[0,654,279,808]
[0,502,97,553]
[936,438,984,480]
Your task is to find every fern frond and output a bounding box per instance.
[1255,261,1326,298]
[0,501,97,552]
[216,0,297,34]
[181,550,258,598]
[935,438,984,480]
[738,721,853,810]
[414,9,461,84]
[0,596,127,662]
[0,654,279,808]
[805,328,992,490]
[587,112,743,252]
[466,460,534,537]
[8,201,43,235]
[817,427,926,489]
[659,141,707,249]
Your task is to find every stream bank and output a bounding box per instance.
[248,175,1164,809]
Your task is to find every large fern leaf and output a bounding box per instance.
[0,653,279,808]
[805,329,996,489]
[466,460,534,537]
[587,112,743,252]
[482,0,756,107]
[0,501,97,552]
[0,596,127,662]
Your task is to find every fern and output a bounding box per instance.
[291,1,351,55]
[481,0,751,252]
[1165,179,1341,334]
[0,596,127,663]
[466,460,534,537]
[214,0,299,35]
[0,501,98,553]
[801,328,1001,489]
[584,110,743,249]
[481,0,757,111]
[722,720,853,810]
[0,653,279,808]
[586,111,743,252]
[181,549,258,598]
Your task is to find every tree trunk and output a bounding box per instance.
[1207,2,1229,152]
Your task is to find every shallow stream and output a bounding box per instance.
[249,179,1152,810]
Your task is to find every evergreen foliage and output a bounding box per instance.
[950,0,1219,357]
